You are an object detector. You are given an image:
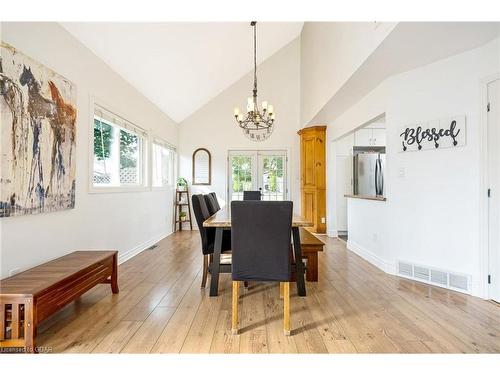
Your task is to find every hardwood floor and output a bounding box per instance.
[36,231,500,353]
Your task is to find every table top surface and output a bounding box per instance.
[203,206,314,228]
[0,251,117,296]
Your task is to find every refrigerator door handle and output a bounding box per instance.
[379,158,384,196]
[374,158,379,195]
[353,154,359,195]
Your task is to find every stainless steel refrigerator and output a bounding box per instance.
[353,147,386,197]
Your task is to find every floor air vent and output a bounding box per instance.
[430,269,447,286]
[397,260,470,294]
[414,266,430,281]
[449,273,469,291]
[398,262,413,277]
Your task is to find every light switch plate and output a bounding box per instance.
[321,217,326,224]
[398,167,405,178]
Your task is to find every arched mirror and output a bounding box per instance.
[192,148,211,185]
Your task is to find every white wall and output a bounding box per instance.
[178,38,301,218]
[0,22,178,278]
[327,37,500,297]
[300,22,396,126]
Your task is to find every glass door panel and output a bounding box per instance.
[259,153,287,201]
[228,151,257,201]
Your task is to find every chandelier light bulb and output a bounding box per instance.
[268,104,274,114]
[262,101,268,110]
[234,107,240,116]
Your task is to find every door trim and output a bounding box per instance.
[479,73,500,300]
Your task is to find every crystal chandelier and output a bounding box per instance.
[233,21,275,142]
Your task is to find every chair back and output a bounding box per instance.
[209,192,221,210]
[231,201,292,281]
[243,190,261,200]
[204,193,218,216]
[192,194,215,254]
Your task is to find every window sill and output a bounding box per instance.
[89,185,149,194]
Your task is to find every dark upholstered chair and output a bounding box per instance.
[192,194,231,288]
[209,192,220,211]
[243,190,261,200]
[230,200,293,335]
[204,193,218,216]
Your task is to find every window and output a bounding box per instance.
[152,139,176,188]
[93,105,147,189]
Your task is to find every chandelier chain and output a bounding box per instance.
[253,21,257,94]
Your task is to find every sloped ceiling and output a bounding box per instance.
[61,22,303,123]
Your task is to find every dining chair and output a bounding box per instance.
[204,193,218,216]
[230,200,293,335]
[192,194,232,288]
[209,192,220,211]
[243,190,261,200]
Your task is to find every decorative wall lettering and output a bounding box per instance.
[399,115,466,152]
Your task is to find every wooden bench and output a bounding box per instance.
[0,251,118,353]
[299,227,324,282]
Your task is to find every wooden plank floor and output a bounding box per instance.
[36,231,500,353]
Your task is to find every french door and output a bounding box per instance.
[487,78,500,303]
[228,150,287,202]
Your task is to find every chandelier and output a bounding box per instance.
[233,21,275,142]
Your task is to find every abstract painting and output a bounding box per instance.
[1,42,77,217]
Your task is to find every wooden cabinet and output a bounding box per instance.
[298,125,326,233]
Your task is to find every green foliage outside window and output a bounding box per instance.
[263,156,283,192]
[93,118,138,168]
[93,119,112,161]
[119,130,138,168]
[232,156,252,192]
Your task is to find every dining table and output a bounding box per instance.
[203,205,313,297]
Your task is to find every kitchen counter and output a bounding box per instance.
[344,194,387,202]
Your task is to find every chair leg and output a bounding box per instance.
[201,255,208,288]
[280,282,284,299]
[232,281,240,335]
[283,281,291,336]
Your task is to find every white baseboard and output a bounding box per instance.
[346,240,396,275]
[118,230,172,264]
[327,229,338,238]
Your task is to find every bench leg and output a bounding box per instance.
[111,253,119,294]
[305,253,318,282]
[24,299,36,353]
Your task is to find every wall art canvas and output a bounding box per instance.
[1,42,77,217]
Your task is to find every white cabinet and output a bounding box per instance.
[354,128,386,146]
[371,128,386,146]
[354,129,373,146]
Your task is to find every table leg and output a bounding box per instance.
[292,227,306,296]
[209,227,223,297]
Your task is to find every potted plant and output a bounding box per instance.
[177,177,188,191]
[179,211,187,222]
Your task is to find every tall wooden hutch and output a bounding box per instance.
[298,125,327,233]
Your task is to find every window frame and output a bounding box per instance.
[151,137,177,191]
[89,102,149,194]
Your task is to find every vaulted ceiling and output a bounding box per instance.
[61,22,303,123]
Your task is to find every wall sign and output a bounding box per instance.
[399,115,466,152]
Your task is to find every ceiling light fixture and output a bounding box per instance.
[233,21,274,142]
